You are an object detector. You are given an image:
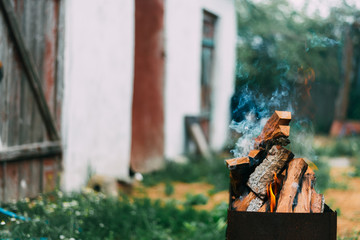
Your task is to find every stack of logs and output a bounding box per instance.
[227,111,324,213]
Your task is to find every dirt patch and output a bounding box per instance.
[325,167,360,237]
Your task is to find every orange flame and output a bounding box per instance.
[269,183,276,212]
[266,172,279,212]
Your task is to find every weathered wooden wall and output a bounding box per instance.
[0,0,63,201]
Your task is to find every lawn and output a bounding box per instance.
[0,189,227,240]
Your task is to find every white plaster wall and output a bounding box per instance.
[164,0,202,158]
[62,0,134,191]
[164,0,236,158]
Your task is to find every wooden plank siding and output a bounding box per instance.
[0,0,63,201]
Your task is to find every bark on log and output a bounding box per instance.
[276,158,308,213]
[254,111,291,150]
[294,167,315,213]
[247,145,294,199]
[310,188,325,213]
[247,197,263,212]
[233,191,263,212]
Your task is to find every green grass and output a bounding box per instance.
[0,190,227,240]
[142,156,229,193]
[184,193,208,206]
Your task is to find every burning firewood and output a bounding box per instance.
[254,111,291,150]
[227,110,326,214]
[276,158,308,212]
[294,167,315,213]
[258,172,285,212]
[247,145,294,199]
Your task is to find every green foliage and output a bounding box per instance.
[235,0,346,93]
[314,136,360,157]
[184,193,208,206]
[234,0,360,130]
[142,156,229,193]
[0,191,227,240]
[164,181,174,196]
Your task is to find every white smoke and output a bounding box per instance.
[229,85,294,158]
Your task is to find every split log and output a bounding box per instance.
[248,149,266,166]
[310,188,325,213]
[233,191,263,212]
[226,157,251,197]
[254,111,291,150]
[276,158,308,212]
[294,167,315,213]
[247,145,294,199]
[258,201,268,212]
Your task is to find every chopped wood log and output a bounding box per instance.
[254,111,291,149]
[226,157,249,170]
[276,158,308,212]
[310,188,325,213]
[294,167,315,213]
[247,145,294,199]
[248,149,266,166]
[226,157,251,197]
[233,191,263,211]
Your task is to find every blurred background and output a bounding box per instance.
[0,0,359,239]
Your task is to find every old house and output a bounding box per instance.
[0,0,236,199]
